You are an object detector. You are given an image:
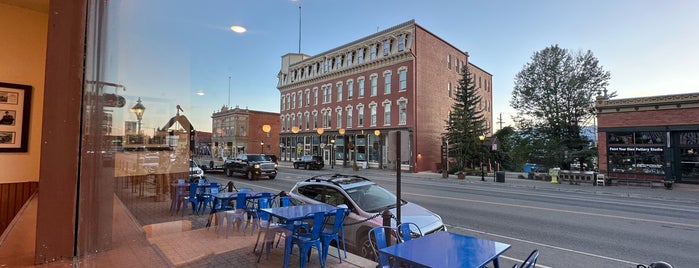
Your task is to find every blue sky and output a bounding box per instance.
[111,0,699,134]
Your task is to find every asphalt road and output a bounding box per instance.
[204,166,699,268]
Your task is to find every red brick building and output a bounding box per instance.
[211,106,280,158]
[597,93,699,183]
[277,20,493,172]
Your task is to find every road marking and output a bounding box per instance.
[448,224,637,266]
[408,192,699,229]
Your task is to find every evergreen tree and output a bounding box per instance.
[444,64,488,171]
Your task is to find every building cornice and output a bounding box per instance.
[596,92,699,113]
[279,51,414,92]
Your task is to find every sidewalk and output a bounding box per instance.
[275,160,699,204]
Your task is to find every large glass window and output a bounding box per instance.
[347,80,354,99]
[607,131,666,175]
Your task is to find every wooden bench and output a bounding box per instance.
[609,177,662,188]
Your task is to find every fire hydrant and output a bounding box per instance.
[549,167,560,184]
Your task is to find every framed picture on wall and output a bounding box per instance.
[0,82,32,152]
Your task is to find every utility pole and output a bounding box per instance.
[497,113,504,131]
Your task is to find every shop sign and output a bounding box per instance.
[609,147,663,152]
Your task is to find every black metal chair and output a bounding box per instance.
[513,249,539,268]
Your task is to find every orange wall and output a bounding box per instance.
[0,3,47,183]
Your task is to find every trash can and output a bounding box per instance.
[496,171,505,183]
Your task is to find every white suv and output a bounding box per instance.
[289,174,446,260]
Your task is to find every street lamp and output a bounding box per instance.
[130,97,146,135]
[262,124,271,154]
[330,138,335,169]
[479,134,486,181]
[339,128,346,167]
[316,127,324,155]
[260,141,265,154]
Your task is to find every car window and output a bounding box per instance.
[325,187,348,207]
[298,185,323,202]
[247,154,267,161]
[346,184,399,213]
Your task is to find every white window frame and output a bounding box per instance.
[314,88,319,105]
[358,77,365,98]
[358,48,364,64]
[336,107,343,129]
[398,67,407,91]
[398,97,408,125]
[357,104,365,127]
[369,103,377,127]
[382,100,391,126]
[337,82,343,102]
[398,34,405,52]
[383,39,390,56]
[347,79,354,99]
[346,105,353,128]
[370,74,378,96]
[383,71,392,94]
[370,44,377,60]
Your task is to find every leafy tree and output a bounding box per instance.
[444,64,488,171]
[510,44,612,168]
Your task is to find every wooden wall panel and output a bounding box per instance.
[0,182,38,235]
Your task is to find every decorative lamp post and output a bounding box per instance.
[479,134,486,181]
[316,128,324,155]
[291,126,300,159]
[260,141,265,154]
[330,138,335,169]
[339,128,346,167]
[262,124,271,154]
[130,97,146,135]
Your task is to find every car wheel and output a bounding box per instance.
[359,235,376,261]
[294,163,299,169]
[268,175,276,180]
[225,168,232,177]
[247,171,255,180]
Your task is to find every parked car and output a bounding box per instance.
[293,155,324,170]
[189,160,204,180]
[288,174,446,260]
[223,154,277,180]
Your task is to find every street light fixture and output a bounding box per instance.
[316,128,324,155]
[130,97,146,135]
[260,141,265,154]
[330,138,335,169]
[339,128,346,167]
[479,134,486,181]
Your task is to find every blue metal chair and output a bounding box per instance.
[199,182,219,214]
[284,212,326,268]
[513,249,539,268]
[320,207,347,264]
[253,197,290,262]
[182,182,201,216]
[397,222,422,242]
[368,226,399,268]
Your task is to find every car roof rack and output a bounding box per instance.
[304,173,372,187]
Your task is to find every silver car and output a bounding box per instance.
[288,174,446,260]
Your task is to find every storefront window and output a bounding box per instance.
[679,131,699,179]
[607,131,665,175]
